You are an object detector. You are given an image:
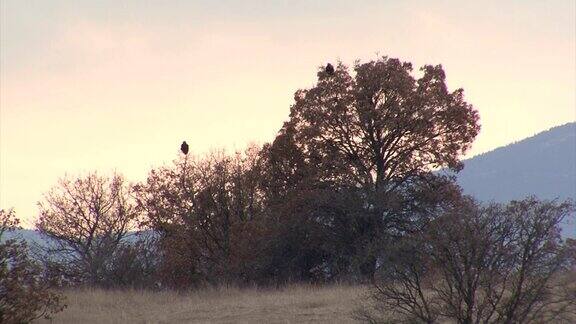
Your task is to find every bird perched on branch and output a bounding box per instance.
[181,141,189,155]
[325,63,335,75]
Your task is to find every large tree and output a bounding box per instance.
[273,57,480,193]
[266,57,480,279]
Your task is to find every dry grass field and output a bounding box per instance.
[35,284,368,323]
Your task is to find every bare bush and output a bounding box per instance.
[36,173,139,286]
[358,197,576,324]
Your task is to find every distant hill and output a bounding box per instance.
[456,122,576,236]
[1,228,47,246]
[457,122,576,202]
[1,228,143,247]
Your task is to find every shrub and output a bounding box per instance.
[0,209,65,323]
[36,173,139,286]
[357,197,576,324]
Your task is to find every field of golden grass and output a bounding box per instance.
[36,284,368,323]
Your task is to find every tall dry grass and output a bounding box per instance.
[35,284,367,323]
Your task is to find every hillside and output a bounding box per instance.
[457,122,576,202]
[456,122,576,237]
[1,228,46,246]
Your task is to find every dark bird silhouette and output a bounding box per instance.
[325,63,335,75]
[181,141,189,155]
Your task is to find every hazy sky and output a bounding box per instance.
[1,0,575,226]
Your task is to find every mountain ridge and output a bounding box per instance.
[457,122,576,203]
[456,122,576,237]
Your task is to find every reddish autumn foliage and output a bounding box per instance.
[266,57,480,278]
[273,57,480,192]
[133,147,270,287]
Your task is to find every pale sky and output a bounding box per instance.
[1,0,575,227]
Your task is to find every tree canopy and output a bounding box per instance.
[273,57,480,193]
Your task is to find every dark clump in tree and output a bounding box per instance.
[36,173,140,287]
[0,209,65,323]
[325,63,335,75]
[356,197,576,324]
[181,141,189,155]
[257,174,464,283]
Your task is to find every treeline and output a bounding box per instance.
[2,57,575,323]
[33,150,461,289]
